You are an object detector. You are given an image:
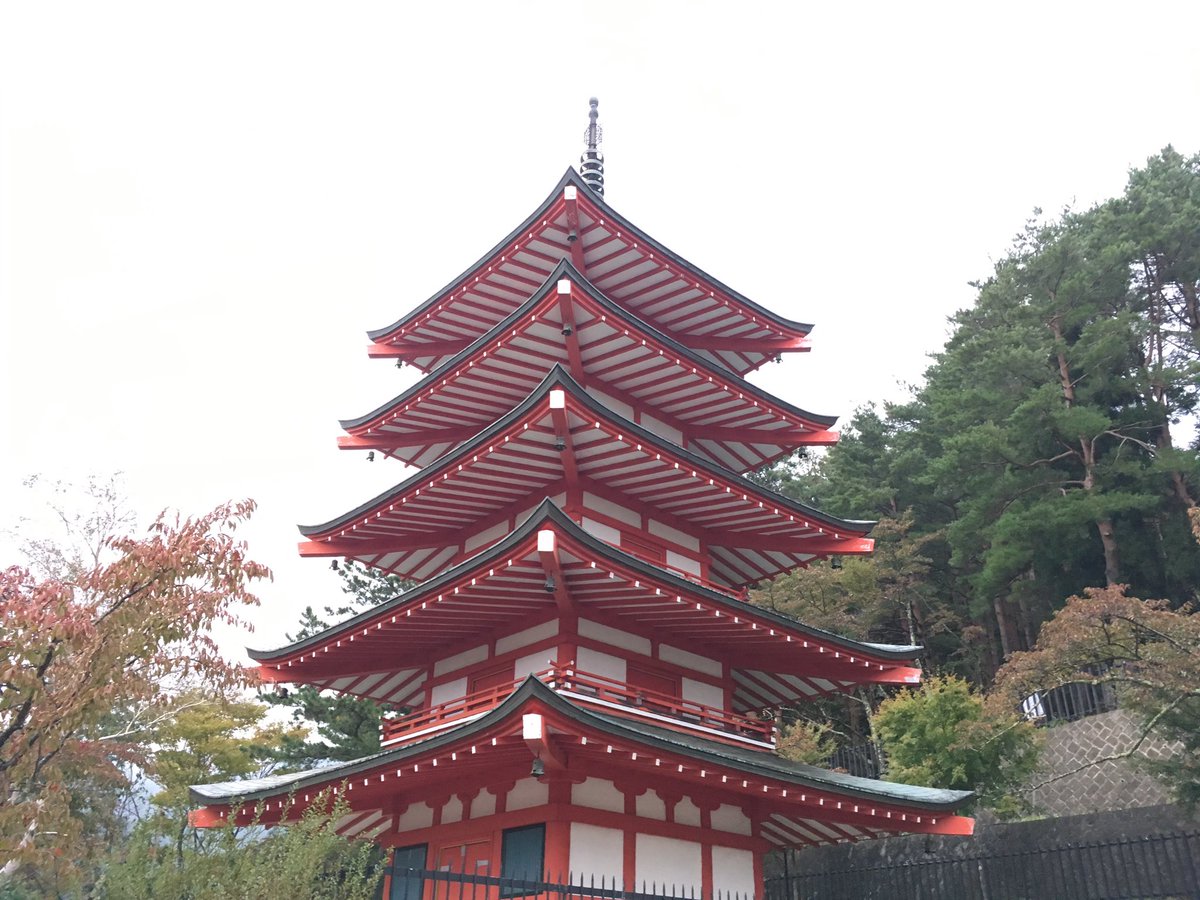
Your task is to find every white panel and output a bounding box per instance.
[583,492,639,527]
[434,644,489,676]
[472,789,497,818]
[675,796,701,828]
[581,516,621,544]
[429,677,467,706]
[569,823,623,886]
[465,521,508,553]
[635,834,701,894]
[588,389,634,419]
[712,846,756,896]
[580,619,651,655]
[682,677,724,710]
[658,644,722,677]
[506,777,549,811]
[648,519,700,551]
[514,649,552,679]
[638,414,683,445]
[636,790,666,821]
[397,802,434,831]
[577,647,627,682]
[441,795,464,824]
[571,777,625,813]
[497,619,559,656]
[711,804,752,835]
[666,550,701,576]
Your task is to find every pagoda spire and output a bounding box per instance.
[579,97,604,196]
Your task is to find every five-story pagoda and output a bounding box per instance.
[191,100,973,899]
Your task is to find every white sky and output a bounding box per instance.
[3,1,1199,657]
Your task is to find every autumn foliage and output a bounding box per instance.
[990,584,1200,805]
[0,500,269,881]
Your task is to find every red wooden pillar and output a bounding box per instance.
[545,778,573,880]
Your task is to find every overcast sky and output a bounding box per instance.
[3,1,1199,657]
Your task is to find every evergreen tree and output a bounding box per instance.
[264,562,410,767]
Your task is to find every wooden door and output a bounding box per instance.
[434,839,493,900]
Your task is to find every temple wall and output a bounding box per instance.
[385,780,760,895]
[568,822,623,884]
[635,834,702,894]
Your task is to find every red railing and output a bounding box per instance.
[380,663,773,746]
[549,664,773,742]
[380,669,554,745]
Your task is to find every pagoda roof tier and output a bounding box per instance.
[261,500,917,710]
[190,678,973,848]
[341,260,837,474]
[367,169,812,377]
[301,368,873,588]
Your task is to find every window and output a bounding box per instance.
[500,823,545,893]
[389,844,427,900]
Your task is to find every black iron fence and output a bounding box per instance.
[389,868,753,900]
[765,831,1200,899]
[1023,680,1119,725]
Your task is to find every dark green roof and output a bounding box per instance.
[192,677,970,812]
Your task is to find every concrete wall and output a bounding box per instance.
[769,803,1198,876]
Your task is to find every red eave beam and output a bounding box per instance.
[536,528,574,614]
[674,336,811,354]
[368,339,471,360]
[338,427,484,451]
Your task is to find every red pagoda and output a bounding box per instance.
[191,99,972,898]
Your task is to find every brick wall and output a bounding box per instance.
[1027,708,1178,816]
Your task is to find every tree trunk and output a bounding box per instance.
[1080,436,1122,585]
[1048,313,1075,407]
[993,595,1015,659]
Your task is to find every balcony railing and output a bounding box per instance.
[380,663,774,748]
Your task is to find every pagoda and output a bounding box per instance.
[191,99,973,898]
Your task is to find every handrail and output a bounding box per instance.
[549,664,772,741]
[381,663,773,746]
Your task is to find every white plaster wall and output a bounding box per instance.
[658,644,722,678]
[496,619,559,655]
[569,823,624,887]
[682,677,724,709]
[429,677,467,706]
[635,790,666,821]
[441,795,463,824]
[635,834,702,894]
[675,796,701,827]
[506,777,549,812]
[582,516,621,545]
[465,521,508,553]
[580,618,651,655]
[638,414,684,446]
[712,846,756,896]
[666,550,701,576]
[577,647,627,682]
[583,492,639,527]
[472,789,497,818]
[434,643,489,676]
[571,777,625,814]
[711,804,751,835]
[648,519,699,551]
[587,390,634,420]
[514,649,553,679]
[397,802,434,831]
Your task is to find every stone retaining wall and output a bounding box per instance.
[1027,708,1178,816]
